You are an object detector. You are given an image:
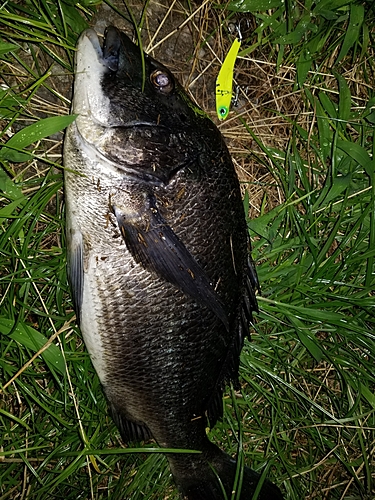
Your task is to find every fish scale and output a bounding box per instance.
[64,25,283,500]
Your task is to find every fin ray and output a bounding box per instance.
[67,229,84,324]
[108,400,153,443]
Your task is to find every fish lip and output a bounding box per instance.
[102,25,121,72]
[82,27,120,72]
[82,28,104,63]
[83,26,122,72]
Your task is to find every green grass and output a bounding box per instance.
[1,0,374,499]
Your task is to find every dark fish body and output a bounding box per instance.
[64,26,283,500]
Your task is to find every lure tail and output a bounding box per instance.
[169,440,284,500]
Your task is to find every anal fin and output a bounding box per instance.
[66,228,84,325]
[108,400,153,443]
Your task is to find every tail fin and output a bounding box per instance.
[169,442,283,500]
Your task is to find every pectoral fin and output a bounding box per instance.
[66,228,84,325]
[112,195,229,330]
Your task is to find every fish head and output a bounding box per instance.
[71,26,219,184]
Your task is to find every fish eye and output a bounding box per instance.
[150,69,174,93]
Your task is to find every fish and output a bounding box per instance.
[63,25,283,500]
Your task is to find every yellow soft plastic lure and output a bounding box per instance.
[215,37,241,120]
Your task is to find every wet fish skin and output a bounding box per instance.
[64,25,283,500]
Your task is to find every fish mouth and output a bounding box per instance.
[73,26,162,129]
[83,26,128,78]
[101,25,129,74]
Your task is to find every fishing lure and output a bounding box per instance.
[215,33,241,120]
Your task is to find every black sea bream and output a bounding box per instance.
[64,26,283,500]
